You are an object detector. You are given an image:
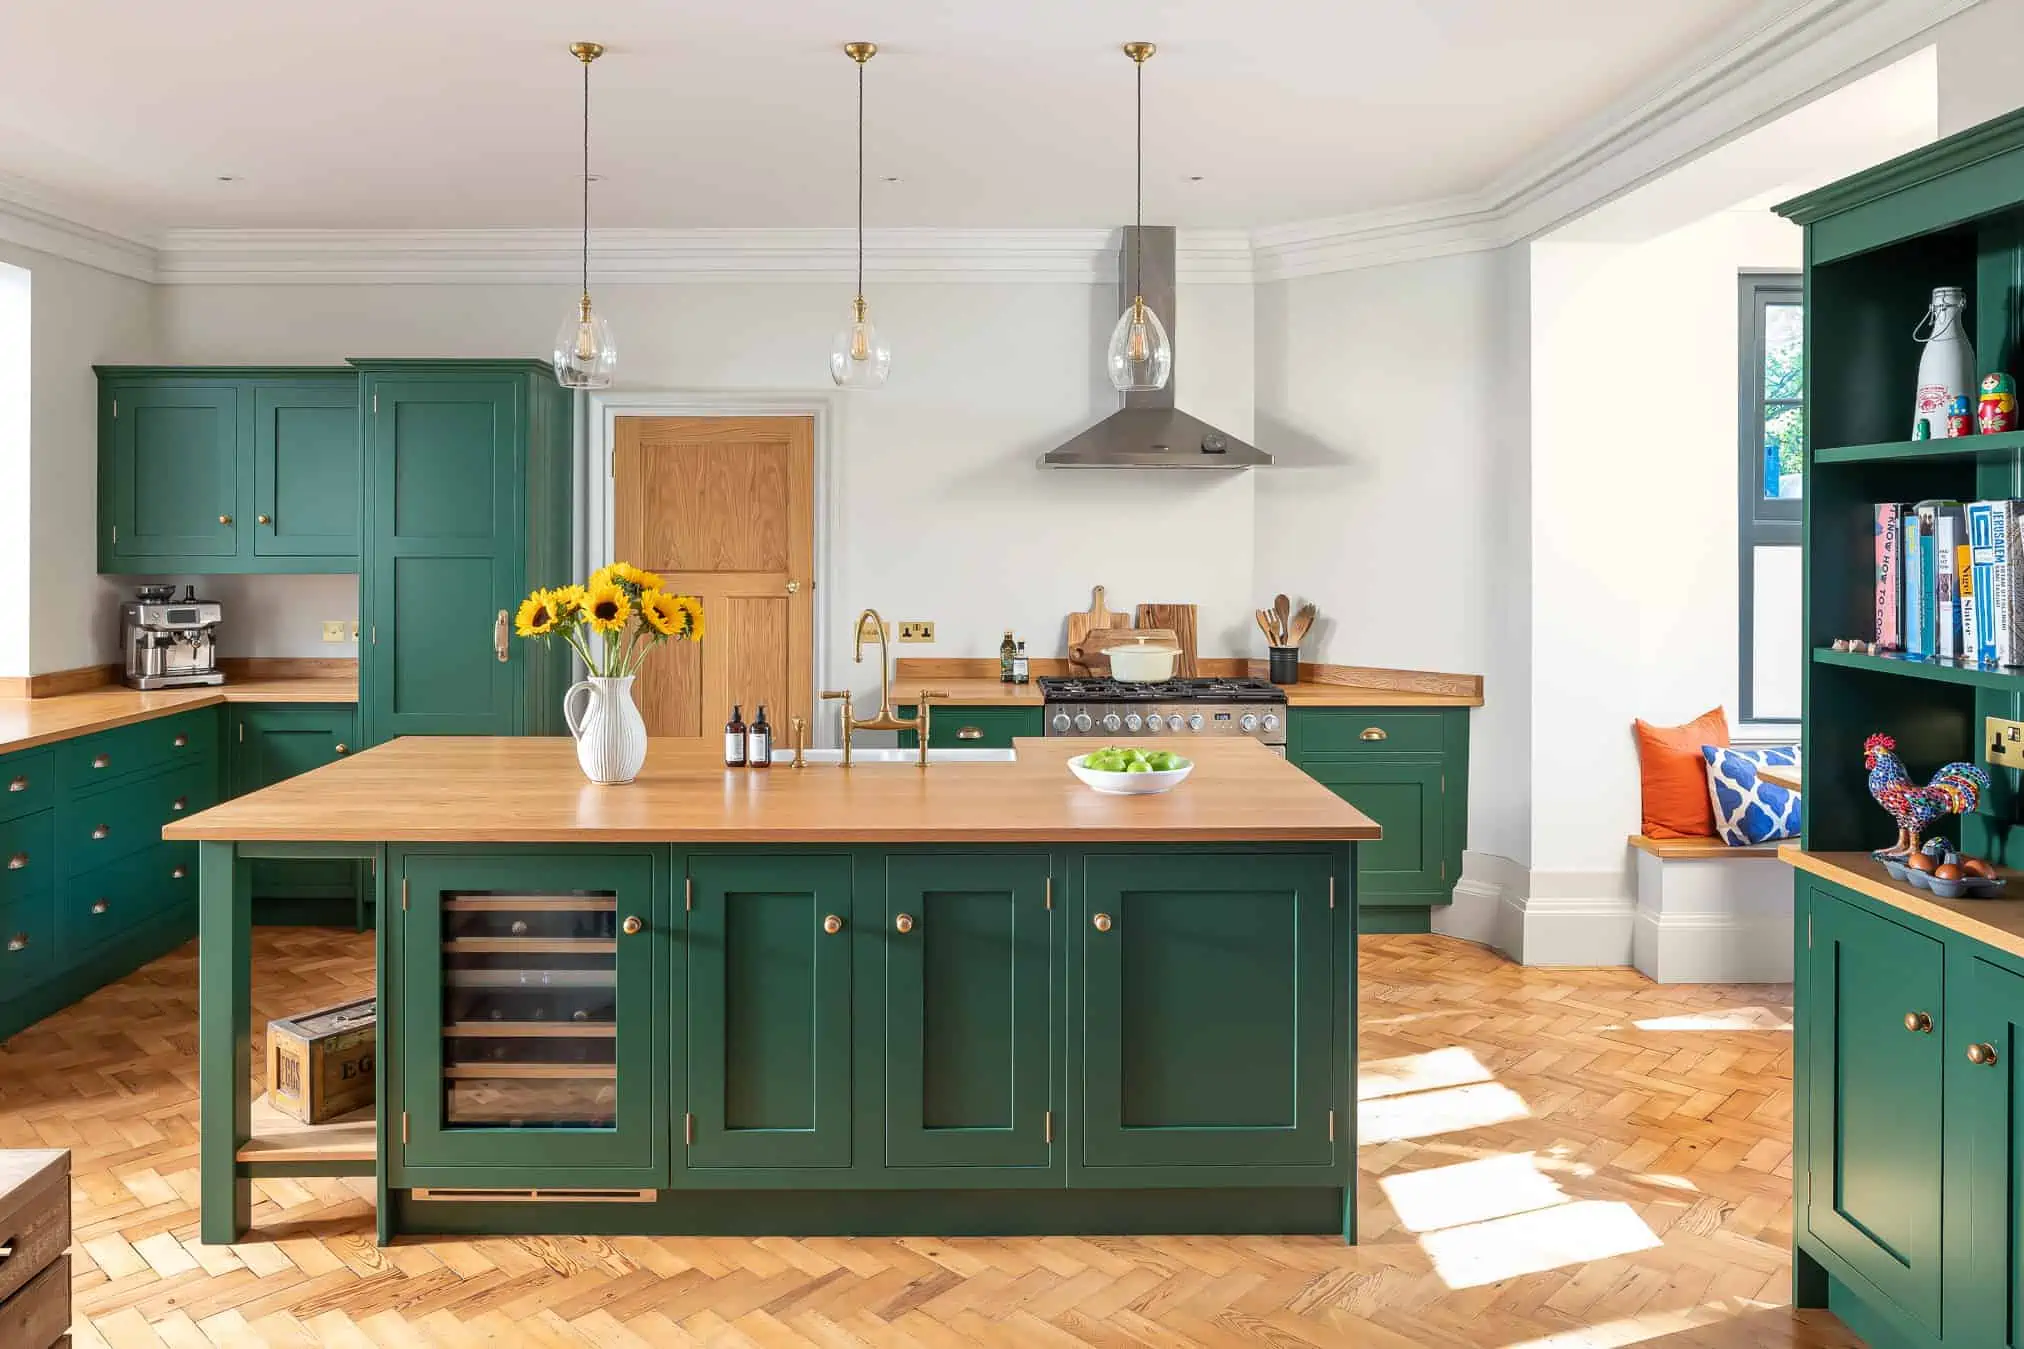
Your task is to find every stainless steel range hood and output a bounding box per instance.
[1041,226,1270,470]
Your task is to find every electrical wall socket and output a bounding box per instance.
[321,620,349,644]
[1988,716,2024,767]
[349,621,359,641]
[897,621,935,643]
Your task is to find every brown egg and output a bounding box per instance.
[1964,858,1997,879]
[1935,863,1963,881]
[1907,852,1938,872]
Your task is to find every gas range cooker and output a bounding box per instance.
[1039,676,1287,747]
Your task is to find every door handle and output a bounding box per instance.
[494,610,510,662]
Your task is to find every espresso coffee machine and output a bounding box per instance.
[121,585,225,689]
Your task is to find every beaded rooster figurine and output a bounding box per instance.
[1865,733,1990,859]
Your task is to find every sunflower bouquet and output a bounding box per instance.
[514,562,703,677]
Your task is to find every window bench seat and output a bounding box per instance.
[1628,834,1791,982]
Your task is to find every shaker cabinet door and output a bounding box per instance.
[1297,756,1445,899]
[684,854,855,1175]
[107,383,240,562]
[254,383,360,561]
[1961,956,2024,1348]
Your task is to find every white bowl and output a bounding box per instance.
[1068,752,1194,795]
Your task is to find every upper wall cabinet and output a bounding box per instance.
[96,368,361,575]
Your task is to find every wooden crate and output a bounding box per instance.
[0,1150,69,1348]
[266,996,375,1124]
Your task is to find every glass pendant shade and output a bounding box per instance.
[830,298,891,388]
[1107,297,1171,392]
[554,296,617,389]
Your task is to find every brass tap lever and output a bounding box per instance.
[820,690,855,768]
[789,715,809,769]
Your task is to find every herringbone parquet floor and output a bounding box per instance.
[0,930,1863,1348]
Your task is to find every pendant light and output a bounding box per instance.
[1107,42,1172,392]
[831,41,891,388]
[554,41,616,389]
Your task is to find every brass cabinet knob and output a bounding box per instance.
[957,727,983,741]
[171,796,187,812]
[90,899,109,916]
[91,754,110,770]
[823,914,844,935]
[6,776,24,792]
[257,514,272,525]
[219,514,233,525]
[1360,727,1388,742]
[334,743,349,756]
[621,915,644,936]
[6,852,25,870]
[1093,912,1113,932]
[1970,1042,2001,1066]
[171,865,187,880]
[1906,1011,1934,1034]
[5,933,24,952]
[895,913,915,933]
[91,824,109,840]
[172,734,188,748]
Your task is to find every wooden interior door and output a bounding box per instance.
[613,416,814,744]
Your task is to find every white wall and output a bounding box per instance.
[0,239,155,675]
[0,262,28,676]
[1936,0,2024,134]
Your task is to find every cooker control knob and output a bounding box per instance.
[1073,713,1094,732]
[1240,714,1260,733]
[1102,713,1122,732]
[1187,714,1205,732]
[1262,713,1281,732]
[1167,714,1186,731]
[1142,716,1161,734]
[1124,714,1143,732]
[1051,713,1072,733]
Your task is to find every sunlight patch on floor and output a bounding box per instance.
[1359,1045,1495,1101]
[1631,1006,1793,1032]
[1418,1199,1663,1289]
[1379,1152,1567,1233]
[1360,1081,1532,1145]
[1496,1296,1783,1347]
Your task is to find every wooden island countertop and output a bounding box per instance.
[163,735,1379,845]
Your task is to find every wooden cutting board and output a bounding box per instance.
[1135,604,1198,676]
[1076,627,1178,676]
[1067,585,1128,675]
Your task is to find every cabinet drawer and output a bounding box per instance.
[0,1150,67,1307]
[1294,709,1446,756]
[919,706,1043,748]
[0,810,55,902]
[0,888,56,996]
[0,749,53,824]
[59,710,215,791]
[61,762,218,875]
[59,844,195,962]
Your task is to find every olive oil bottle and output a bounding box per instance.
[999,630,1017,682]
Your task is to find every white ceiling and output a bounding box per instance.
[0,0,1785,233]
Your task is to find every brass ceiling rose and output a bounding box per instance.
[570,41,604,63]
[1122,41,1156,64]
[844,41,877,64]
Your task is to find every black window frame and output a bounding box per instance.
[1738,272,1803,725]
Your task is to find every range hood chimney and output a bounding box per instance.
[1040,226,1270,469]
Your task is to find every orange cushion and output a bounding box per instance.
[1633,708,1731,839]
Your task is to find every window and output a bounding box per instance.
[1739,274,1802,724]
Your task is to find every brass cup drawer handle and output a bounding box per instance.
[1359,727,1388,742]
[895,913,915,934]
[91,754,110,770]
[90,899,109,916]
[91,824,110,841]
[173,734,188,748]
[171,865,188,880]
[1970,1042,2001,1066]
[823,914,845,935]
[5,933,24,952]
[1093,912,1113,933]
[956,727,984,741]
[621,915,644,936]
[171,796,188,812]
[1905,1011,1933,1034]
[5,852,25,870]
[334,743,350,756]
[6,776,25,792]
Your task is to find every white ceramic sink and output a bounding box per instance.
[768,747,1017,766]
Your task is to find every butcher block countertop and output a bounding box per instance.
[0,665,357,756]
[164,735,1380,845]
[1784,847,2024,961]
[891,659,1483,709]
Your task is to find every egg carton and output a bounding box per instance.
[1875,850,2007,899]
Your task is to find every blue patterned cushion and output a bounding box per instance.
[1701,745,1802,846]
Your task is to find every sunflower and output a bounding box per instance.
[673,594,704,641]
[583,579,631,634]
[514,588,559,638]
[549,584,587,620]
[638,589,685,637]
[591,561,663,594]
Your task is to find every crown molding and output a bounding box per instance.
[0,0,1981,288]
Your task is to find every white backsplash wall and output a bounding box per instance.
[151,276,1256,702]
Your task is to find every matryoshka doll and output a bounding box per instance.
[1980,372,2017,434]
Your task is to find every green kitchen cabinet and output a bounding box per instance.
[357,361,571,746]
[397,850,666,1190]
[880,852,1053,1173]
[1802,883,1946,1340]
[229,705,364,925]
[1077,852,1339,1180]
[683,853,855,1176]
[97,368,361,573]
[1961,956,2024,1348]
[896,705,1044,750]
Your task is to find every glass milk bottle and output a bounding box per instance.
[1914,286,1976,439]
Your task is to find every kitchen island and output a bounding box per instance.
[167,736,1377,1245]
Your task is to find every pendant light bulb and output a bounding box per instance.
[1109,42,1171,393]
[554,42,616,389]
[832,42,890,389]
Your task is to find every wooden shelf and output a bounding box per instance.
[1812,645,2024,690]
[235,1097,374,1166]
[1783,848,2024,960]
[1814,429,2024,465]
